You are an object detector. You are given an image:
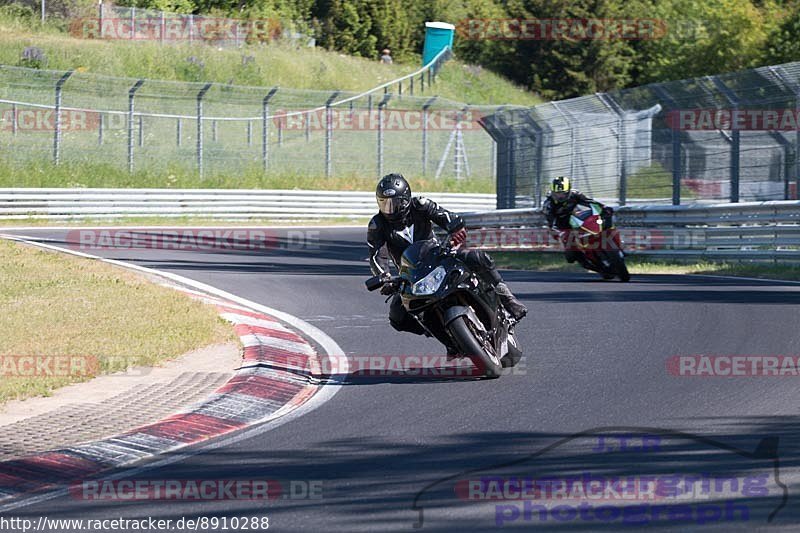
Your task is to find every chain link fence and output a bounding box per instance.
[0,51,505,184]
[484,61,800,208]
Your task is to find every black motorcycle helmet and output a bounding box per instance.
[376,173,412,224]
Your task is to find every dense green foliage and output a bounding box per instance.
[4,0,800,99]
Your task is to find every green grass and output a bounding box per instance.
[626,163,695,200]
[0,9,540,107]
[0,8,535,190]
[0,158,495,191]
[491,251,800,282]
[0,238,236,403]
[0,216,371,227]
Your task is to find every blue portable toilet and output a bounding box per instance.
[422,22,455,66]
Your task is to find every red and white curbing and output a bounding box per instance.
[0,289,329,505]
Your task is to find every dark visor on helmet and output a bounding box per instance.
[377,196,405,215]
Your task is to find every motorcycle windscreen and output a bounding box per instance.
[569,204,603,234]
[399,240,439,281]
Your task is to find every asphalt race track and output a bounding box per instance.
[3,226,800,531]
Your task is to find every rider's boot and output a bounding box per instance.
[482,269,527,321]
[495,282,527,320]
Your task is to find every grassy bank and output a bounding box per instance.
[0,10,540,107]
[0,216,370,227]
[0,10,525,190]
[491,251,800,282]
[0,238,235,403]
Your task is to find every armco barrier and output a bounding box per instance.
[458,200,800,262]
[0,189,495,220]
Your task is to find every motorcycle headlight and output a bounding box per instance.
[411,266,446,295]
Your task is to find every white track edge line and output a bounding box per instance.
[0,233,348,513]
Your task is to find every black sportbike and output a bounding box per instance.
[367,240,522,378]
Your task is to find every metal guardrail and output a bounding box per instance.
[459,200,800,261]
[0,189,495,220]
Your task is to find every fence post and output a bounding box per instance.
[11,104,17,136]
[596,93,627,206]
[52,70,73,165]
[710,77,741,203]
[377,93,391,178]
[130,6,135,40]
[247,120,253,146]
[160,10,165,44]
[491,138,496,181]
[671,128,682,205]
[409,76,414,96]
[420,72,425,93]
[325,91,340,178]
[521,114,546,208]
[454,109,463,180]
[98,2,104,39]
[261,87,278,172]
[305,110,311,142]
[653,86,682,205]
[176,118,182,147]
[535,128,545,208]
[729,107,740,203]
[422,97,436,175]
[196,82,212,177]
[98,113,103,145]
[138,115,144,147]
[212,119,218,142]
[127,79,144,173]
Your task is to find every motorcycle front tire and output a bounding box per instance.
[448,316,503,378]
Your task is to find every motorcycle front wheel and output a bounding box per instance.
[448,316,503,378]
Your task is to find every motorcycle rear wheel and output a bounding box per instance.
[448,316,503,378]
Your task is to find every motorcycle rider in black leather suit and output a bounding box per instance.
[367,173,527,352]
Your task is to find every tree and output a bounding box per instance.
[632,0,773,84]
[763,1,800,64]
